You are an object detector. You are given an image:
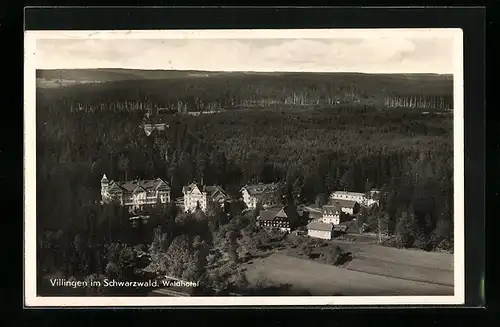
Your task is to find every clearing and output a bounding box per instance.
[243,242,454,296]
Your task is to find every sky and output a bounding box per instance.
[34,30,457,74]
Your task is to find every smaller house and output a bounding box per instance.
[256,205,300,232]
[327,199,359,216]
[142,123,169,136]
[307,220,334,240]
[321,205,350,225]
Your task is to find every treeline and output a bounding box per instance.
[39,73,453,113]
[384,95,453,110]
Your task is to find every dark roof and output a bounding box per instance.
[307,221,334,232]
[109,178,170,193]
[322,205,341,216]
[257,209,282,221]
[241,183,278,196]
[308,211,323,219]
[204,185,227,198]
[257,205,298,222]
[328,199,358,209]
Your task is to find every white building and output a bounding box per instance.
[240,183,279,210]
[329,190,379,207]
[307,220,334,240]
[101,174,171,213]
[182,182,228,213]
[320,205,350,225]
[327,199,359,216]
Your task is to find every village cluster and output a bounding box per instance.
[100,174,380,240]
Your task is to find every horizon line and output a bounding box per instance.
[36,68,453,75]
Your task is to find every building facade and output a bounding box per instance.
[182,182,228,213]
[100,174,171,213]
[256,205,299,233]
[240,183,279,210]
[327,198,360,216]
[307,220,334,240]
[329,190,380,207]
[321,205,350,225]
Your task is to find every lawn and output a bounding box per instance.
[243,253,453,296]
[345,257,453,287]
[329,241,454,271]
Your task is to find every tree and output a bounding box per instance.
[324,245,348,265]
[182,235,209,281]
[253,201,263,220]
[355,206,369,232]
[314,193,327,208]
[340,168,354,191]
[292,176,304,204]
[163,235,193,278]
[395,207,418,248]
[224,230,240,263]
[147,226,170,275]
[105,243,143,281]
[118,155,130,181]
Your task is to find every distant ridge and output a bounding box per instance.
[37,68,453,84]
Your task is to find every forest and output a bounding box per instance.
[35,71,454,295]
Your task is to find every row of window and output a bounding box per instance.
[260,222,290,227]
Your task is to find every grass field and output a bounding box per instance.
[345,257,453,286]
[329,240,454,271]
[243,253,453,296]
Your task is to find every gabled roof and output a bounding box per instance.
[257,205,297,222]
[108,178,170,193]
[241,183,278,196]
[275,208,288,219]
[204,185,227,198]
[328,199,358,209]
[307,221,334,232]
[183,182,202,194]
[322,205,341,216]
[183,183,227,199]
[257,209,282,221]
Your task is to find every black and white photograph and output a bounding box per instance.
[24,28,464,306]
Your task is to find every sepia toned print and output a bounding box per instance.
[24,29,464,306]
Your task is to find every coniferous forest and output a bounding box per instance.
[35,70,454,296]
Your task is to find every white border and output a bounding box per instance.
[24,28,464,307]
